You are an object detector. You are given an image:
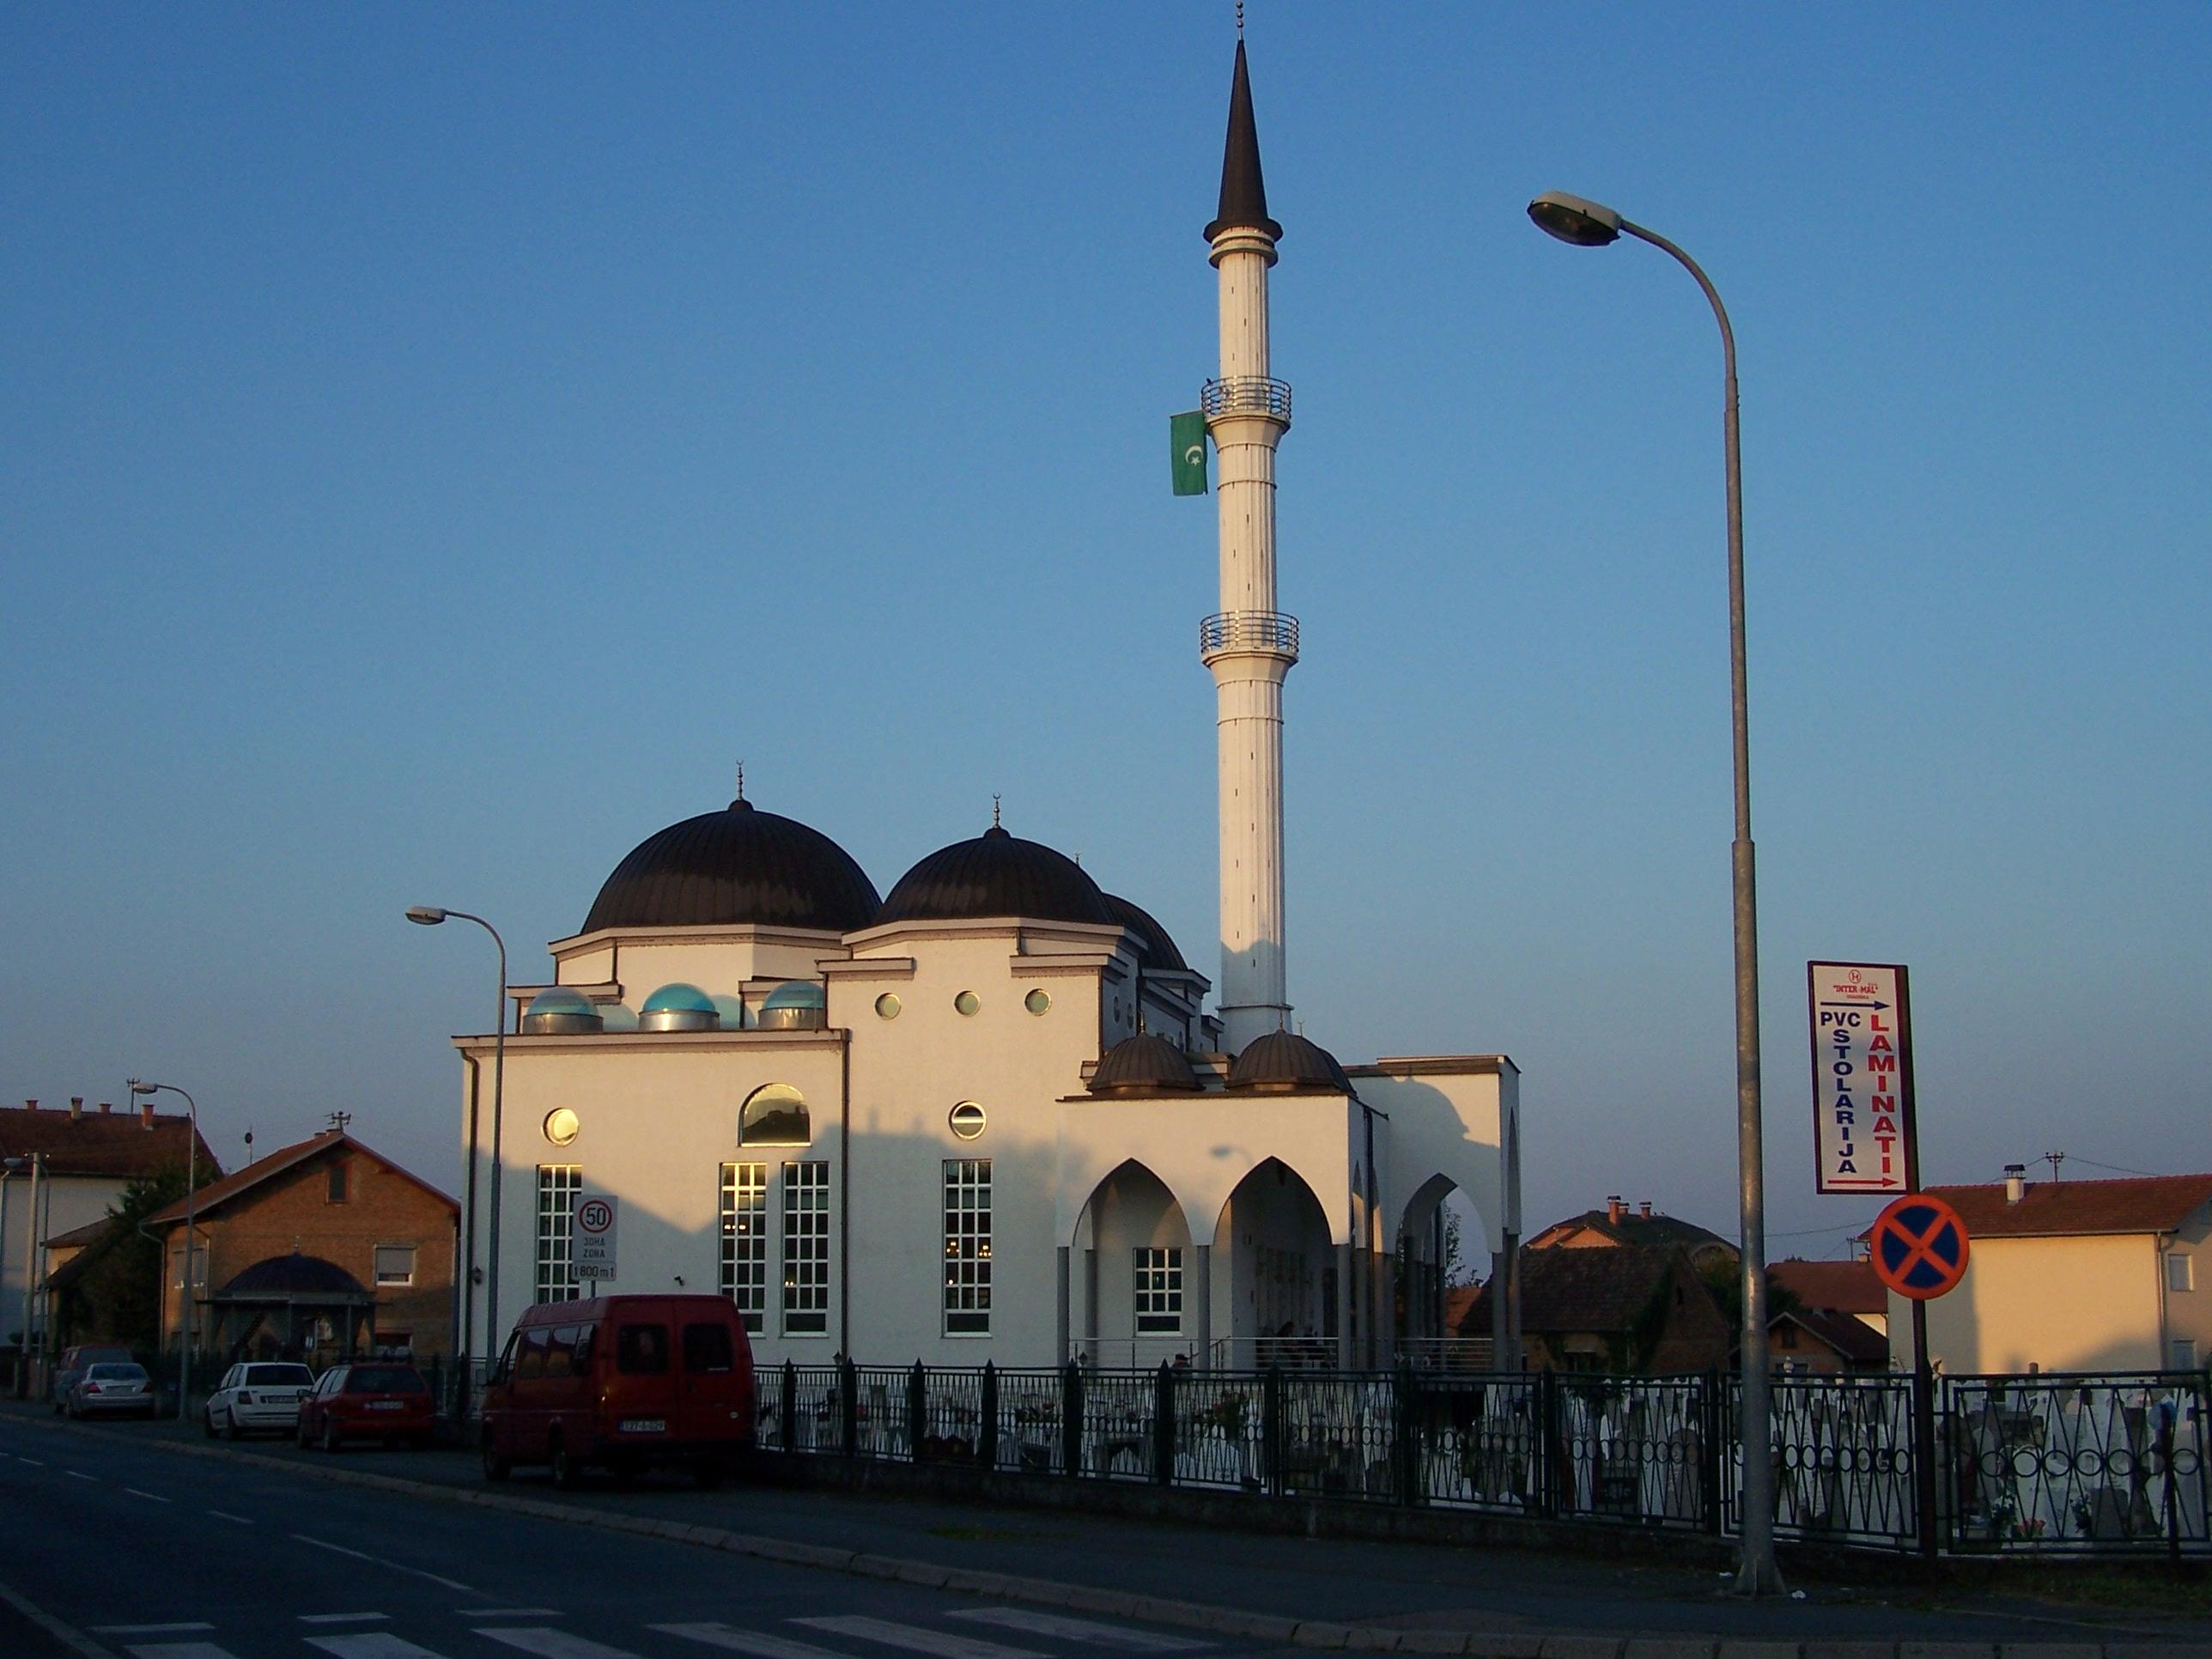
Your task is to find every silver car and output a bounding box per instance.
[204,1361,315,1437]
[65,1361,156,1419]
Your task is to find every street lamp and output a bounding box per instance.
[1527,189,1781,1595]
[130,1080,201,1426]
[408,905,507,1382]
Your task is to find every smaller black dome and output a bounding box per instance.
[1227,1030,1352,1093]
[878,824,1114,927]
[218,1253,371,1299]
[1102,893,1188,973]
[1089,1033,1203,1095]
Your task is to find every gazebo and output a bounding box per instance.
[208,1251,379,1364]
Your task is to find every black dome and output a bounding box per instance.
[1089,1033,1202,1095]
[877,825,1114,927]
[1102,893,1188,973]
[584,800,882,934]
[219,1253,370,1299]
[1227,1030,1352,1093]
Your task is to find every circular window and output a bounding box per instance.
[954,990,981,1017]
[544,1108,580,1146]
[875,993,902,1019]
[949,1102,986,1140]
[1024,988,1051,1016]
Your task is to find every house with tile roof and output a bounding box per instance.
[1763,1257,1888,1374]
[1866,1169,2212,1375]
[1524,1196,1737,1273]
[1460,1244,1728,1374]
[144,1129,457,1364]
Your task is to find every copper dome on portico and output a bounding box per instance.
[1226,1030,1352,1093]
[1088,1033,1204,1096]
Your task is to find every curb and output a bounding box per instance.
[15,1414,2197,1659]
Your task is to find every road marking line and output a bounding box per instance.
[204,1510,252,1524]
[66,1469,97,1480]
[17,1456,45,1465]
[295,1533,379,1562]
[462,1609,565,1618]
[946,1610,1213,1652]
[652,1625,846,1659]
[301,1612,390,1624]
[793,1617,1048,1659]
[305,1635,450,1658]
[124,1487,173,1504]
[118,1644,236,1659]
[477,1629,645,1658]
[91,1637,214,1654]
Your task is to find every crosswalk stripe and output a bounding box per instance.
[477,1629,647,1659]
[652,1624,847,1659]
[301,1612,391,1624]
[95,1626,215,1637]
[946,1610,1214,1652]
[792,1616,1048,1659]
[123,1644,236,1659]
[305,1636,452,1659]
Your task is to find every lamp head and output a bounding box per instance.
[131,1080,159,1097]
[1528,191,1623,247]
[405,906,447,927]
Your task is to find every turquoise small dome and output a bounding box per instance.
[526,988,597,1018]
[641,982,717,1015]
[761,981,828,1011]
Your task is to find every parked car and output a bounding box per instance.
[50,1344,134,1413]
[64,1361,156,1419]
[204,1361,315,1438]
[480,1293,755,1488]
[295,1362,434,1451]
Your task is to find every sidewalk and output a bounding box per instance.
[9,1402,2207,1657]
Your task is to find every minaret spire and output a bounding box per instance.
[1199,36,1296,1054]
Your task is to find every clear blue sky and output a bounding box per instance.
[5,3,2206,1262]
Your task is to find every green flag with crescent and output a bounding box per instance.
[1170,410,1208,495]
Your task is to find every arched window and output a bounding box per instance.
[739,1083,811,1146]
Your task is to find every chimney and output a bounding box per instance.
[140,1103,155,1129]
[1638,1200,1653,1219]
[2004,1164,2026,1205]
[23,1099,35,1111]
[70,1097,83,1121]
[1606,1194,1625,1224]
[99,1101,112,1114]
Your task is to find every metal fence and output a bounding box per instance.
[757,1358,2210,1559]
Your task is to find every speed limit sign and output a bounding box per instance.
[573,1192,617,1279]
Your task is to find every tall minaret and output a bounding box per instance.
[1200,40,1296,1053]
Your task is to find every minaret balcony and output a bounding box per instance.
[1200,610,1299,663]
[1201,376,1292,425]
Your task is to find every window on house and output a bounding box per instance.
[741,1083,811,1146]
[719,1162,769,1334]
[1778,1322,1798,1350]
[2173,1338,2198,1372]
[374,1244,416,1286]
[781,1161,830,1335]
[942,1158,991,1335]
[327,1161,349,1203]
[2169,1253,2195,1293]
[536,1164,583,1304]
[1134,1247,1182,1334]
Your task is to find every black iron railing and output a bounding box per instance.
[753,1358,2210,1559]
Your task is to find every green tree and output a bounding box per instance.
[58,1168,192,1351]
[1698,1256,1802,1339]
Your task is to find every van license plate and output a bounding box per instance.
[618,1419,666,1433]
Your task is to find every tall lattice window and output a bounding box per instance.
[781,1161,830,1335]
[535,1164,582,1304]
[1133,1247,1182,1334]
[720,1162,769,1333]
[943,1158,992,1335]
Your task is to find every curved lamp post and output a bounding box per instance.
[408,906,507,1378]
[130,1080,201,1425]
[1526,190,1780,1595]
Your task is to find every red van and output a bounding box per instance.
[479,1294,755,1488]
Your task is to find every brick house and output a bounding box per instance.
[145,1130,457,1364]
[1524,1195,1739,1273]
[1462,1244,1729,1374]
[1765,1257,1888,1375]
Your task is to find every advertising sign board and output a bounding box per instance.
[1808,962,1915,1194]
[573,1192,617,1280]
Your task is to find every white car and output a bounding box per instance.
[204,1361,316,1438]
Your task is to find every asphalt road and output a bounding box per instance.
[4,1407,2208,1654]
[0,1413,1257,1659]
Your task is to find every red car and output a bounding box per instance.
[295,1362,434,1451]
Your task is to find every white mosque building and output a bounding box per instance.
[445,43,1523,1374]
